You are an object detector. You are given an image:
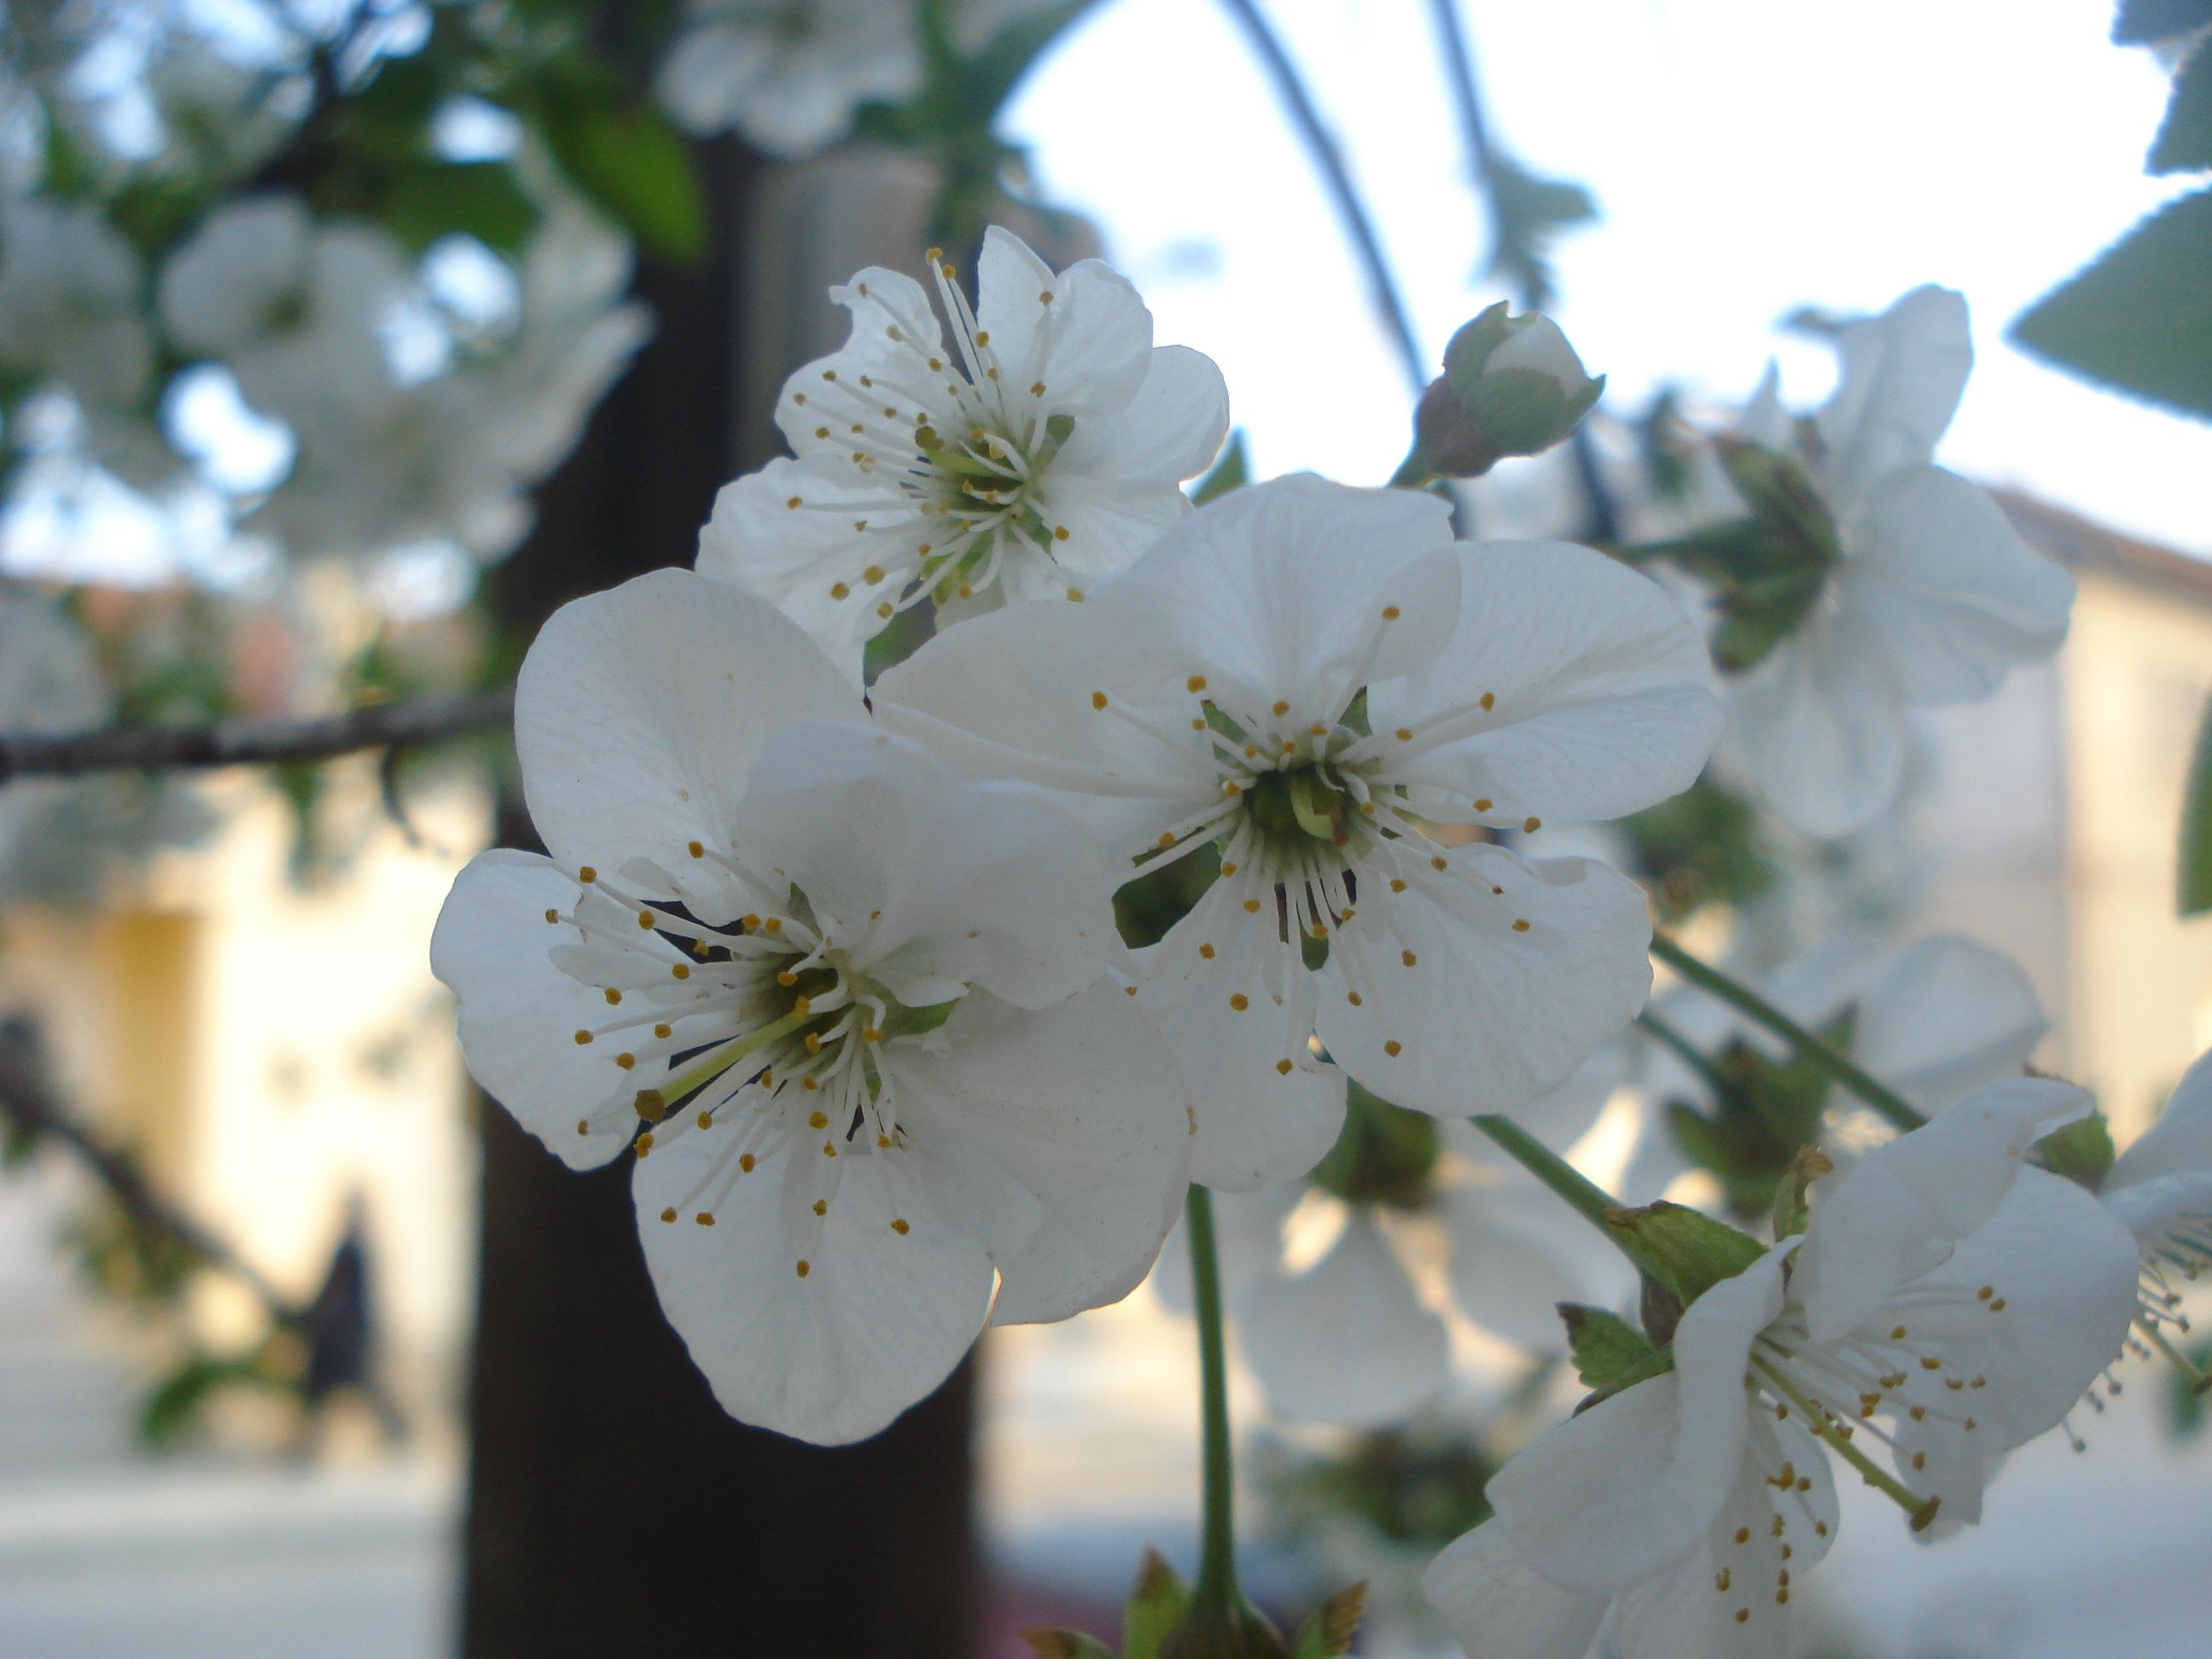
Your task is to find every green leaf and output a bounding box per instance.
[2011,187,2212,420]
[1020,1632,1118,1659]
[2151,38,2212,172]
[2183,689,2212,914]
[1122,1548,1190,1659]
[384,160,540,255]
[538,103,707,261]
[1600,1201,1767,1305]
[1770,1146,1834,1239]
[2116,0,2212,44]
[1289,1582,1368,1659]
[1190,432,1249,506]
[2039,1111,2118,1189]
[1481,155,1598,309]
[957,0,1101,119]
[1557,1304,1655,1389]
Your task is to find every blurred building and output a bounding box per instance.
[1911,492,2212,1139]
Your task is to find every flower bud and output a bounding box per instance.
[1408,302,1604,480]
[1159,1603,1290,1659]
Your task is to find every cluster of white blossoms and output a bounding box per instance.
[155,192,649,561]
[434,226,1725,1444]
[1427,1082,2139,1656]
[433,226,2152,1655]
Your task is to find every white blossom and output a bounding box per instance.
[431,568,1190,1443]
[1425,1080,2138,1657]
[0,195,153,410]
[2098,1047,2212,1343]
[657,0,925,159]
[1725,287,2075,838]
[881,475,1721,1189]
[697,225,1228,682]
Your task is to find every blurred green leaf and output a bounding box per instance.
[384,160,540,254]
[1123,1548,1191,1659]
[2011,188,2212,420]
[1020,1632,1117,1659]
[2115,0,2212,44]
[2151,38,2212,172]
[2040,1111,2117,1188]
[538,101,707,260]
[2181,689,2212,914]
[1289,1582,1367,1659]
[1481,154,1597,309]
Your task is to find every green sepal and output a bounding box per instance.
[1021,1631,1119,1659]
[1289,1582,1368,1659]
[880,996,961,1039]
[1123,1547,1191,1659]
[1309,1085,1441,1210]
[1599,1200,1767,1305]
[1192,433,1249,505]
[2039,1109,2116,1190]
[1770,1146,1835,1239]
[1558,1303,1656,1390]
[1570,1336,1677,1417]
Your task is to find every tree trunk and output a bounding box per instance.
[461,136,979,1659]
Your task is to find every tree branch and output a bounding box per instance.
[0,1016,305,1324]
[1216,0,1429,393]
[0,687,514,786]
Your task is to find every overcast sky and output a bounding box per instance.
[1008,0,2206,554]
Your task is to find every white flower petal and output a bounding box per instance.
[1852,934,2047,1109]
[1735,359,1790,451]
[888,984,1191,1327]
[1148,1180,1301,1316]
[633,1123,992,1445]
[1489,1371,1726,1596]
[1439,1177,1622,1351]
[695,460,911,687]
[1369,540,1721,827]
[1057,342,1231,483]
[1237,1209,1448,1426]
[977,235,1153,416]
[1317,848,1652,1120]
[736,721,1121,1010]
[1109,476,1461,731]
[1723,608,1906,839]
[2105,1047,2212,1192]
[1422,1521,1606,1659]
[1844,465,2074,705]
[1793,1078,2091,1342]
[513,568,858,909]
[1142,881,1346,1191]
[430,849,648,1169]
[1817,284,1971,510]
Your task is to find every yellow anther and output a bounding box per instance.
[672,963,690,980]
[1382,605,1400,620]
[1188,675,1208,693]
[892,1218,911,1234]
[778,970,798,987]
[830,582,851,600]
[616,1053,635,1070]
[1523,816,1542,833]
[1512,919,1531,933]
[1275,1058,1295,1075]
[1230,993,1250,1011]
[1091,691,1109,710]
[1219,861,1239,876]
[1243,899,1262,913]
[544,908,559,924]
[1390,877,1407,892]
[808,1109,829,1129]
[1199,943,1216,959]
[634,1132,654,1155]
[660,1207,677,1223]
[654,1023,672,1039]
[1159,830,1178,848]
[787,496,803,509]
[1272,699,1290,716]
[864,565,886,584]
[1031,381,1046,395]
[1395,726,1413,741]
[605,986,624,1004]
[1480,691,1496,710]
[739,1154,756,1173]
[795,1259,811,1278]
[823,1142,836,1158]
[688,840,705,859]
[576,1119,589,1136]
[805,1034,823,1054]
[579,865,597,884]
[1347,992,1363,1006]
[812,1199,827,1217]
[573,1030,593,1045]
[1401,950,1418,967]
[1474,797,1493,812]
[1431,855,1447,871]
[863,1027,883,1043]
[1066,586,1086,602]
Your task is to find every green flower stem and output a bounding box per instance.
[1471,1114,1624,1236]
[1633,1010,1732,1099]
[1185,1183,1242,1619]
[1650,934,1927,1133]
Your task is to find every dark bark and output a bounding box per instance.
[461,135,978,1659]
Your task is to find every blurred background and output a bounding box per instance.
[0,2,2206,1656]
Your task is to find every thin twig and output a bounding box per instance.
[1423,0,1622,543]
[1216,0,1428,392]
[0,687,514,786]
[0,1017,305,1324]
